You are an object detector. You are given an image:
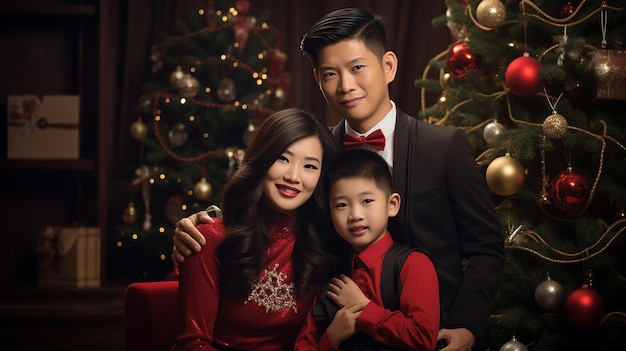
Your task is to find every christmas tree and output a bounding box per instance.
[111,0,291,283]
[416,0,626,350]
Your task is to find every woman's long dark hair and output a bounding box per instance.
[216,108,336,298]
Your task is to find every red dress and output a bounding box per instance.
[173,211,315,350]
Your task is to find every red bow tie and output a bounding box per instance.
[343,129,385,151]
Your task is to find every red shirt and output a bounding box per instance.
[173,212,315,351]
[294,233,440,351]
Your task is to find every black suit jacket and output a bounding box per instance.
[331,109,504,349]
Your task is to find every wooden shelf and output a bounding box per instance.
[0,285,125,321]
[0,285,125,350]
[0,4,96,16]
[0,159,95,171]
[0,0,111,290]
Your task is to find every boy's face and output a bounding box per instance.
[313,38,397,133]
[329,177,400,253]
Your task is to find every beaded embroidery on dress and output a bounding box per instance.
[245,263,297,313]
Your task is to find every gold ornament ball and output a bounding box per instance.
[122,201,137,223]
[130,119,148,139]
[543,112,568,140]
[194,177,213,201]
[476,0,506,28]
[169,66,186,88]
[440,72,452,88]
[486,154,525,196]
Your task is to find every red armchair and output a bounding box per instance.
[124,281,179,351]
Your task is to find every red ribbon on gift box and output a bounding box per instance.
[7,97,79,133]
[40,221,87,276]
[41,226,61,275]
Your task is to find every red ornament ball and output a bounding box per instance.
[564,287,605,330]
[446,42,484,78]
[561,2,575,16]
[549,169,588,214]
[505,55,544,96]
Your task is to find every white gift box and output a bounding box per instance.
[38,226,101,288]
[7,94,80,159]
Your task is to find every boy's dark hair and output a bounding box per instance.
[300,8,387,68]
[325,148,393,198]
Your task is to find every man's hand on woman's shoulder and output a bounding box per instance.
[171,210,216,265]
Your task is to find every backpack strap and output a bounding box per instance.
[380,242,412,312]
[382,243,447,336]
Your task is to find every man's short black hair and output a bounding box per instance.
[300,8,387,68]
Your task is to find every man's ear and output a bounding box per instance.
[313,68,320,85]
[313,68,327,99]
[388,192,401,218]
[382,51,398,84]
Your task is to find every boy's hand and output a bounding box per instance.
[326,303,362,346]
[327,274,369,309]
[171,211,214,265]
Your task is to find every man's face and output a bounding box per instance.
[313,39,397,133]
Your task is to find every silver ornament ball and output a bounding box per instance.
[499,336,528,351]
[217,77,236,102]
[175,73,200,98]
[168,123,189,147]
[591,50,617,80]
[483,120,506,145]
[242,122,256,146]
[535,276,563,310]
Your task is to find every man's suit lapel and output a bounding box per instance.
[393,110,411,200]
[391,110,413,239]
[331,123,345,149]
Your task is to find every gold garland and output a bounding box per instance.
[520,0,624,27]
[506,219,626,264]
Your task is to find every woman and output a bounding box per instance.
[172,108,336,350]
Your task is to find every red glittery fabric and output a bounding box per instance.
[173,211,315,351]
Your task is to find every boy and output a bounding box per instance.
[174,8,503,351]
[294,148,439,351]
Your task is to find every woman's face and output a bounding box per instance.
[263,135,324,214]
